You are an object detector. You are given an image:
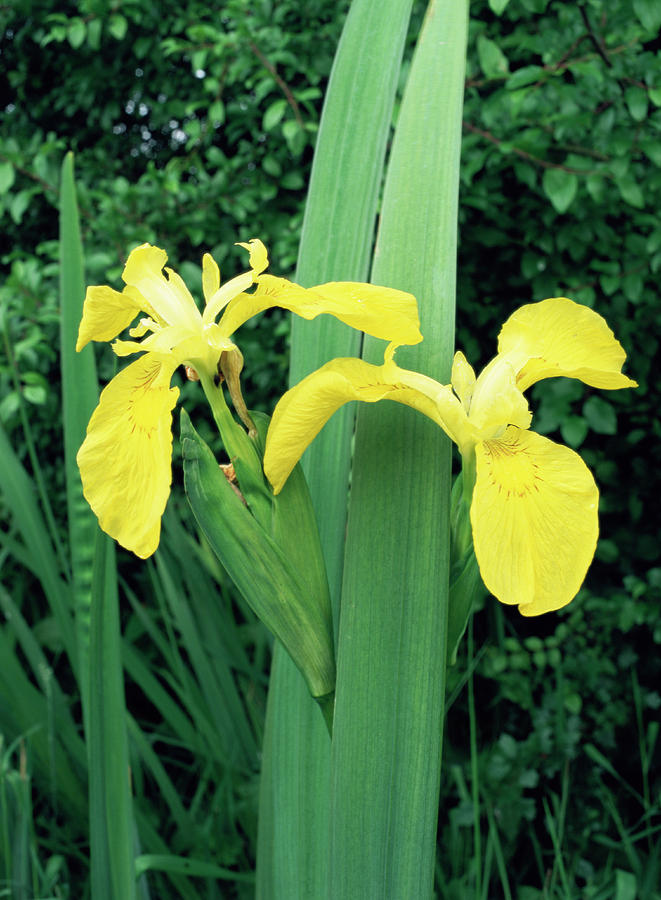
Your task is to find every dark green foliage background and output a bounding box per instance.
[1,0,659,895]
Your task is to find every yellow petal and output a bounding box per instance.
[219,274,423,345]
[451,350,476,411]
[469,356,532,439]
[498,297,637,391]
[236,238,269,276]
[202,252,221,303]
[122,244,201,329]
[202,274,254,325]
[470,426,599,615]
[77,354,179,558]
[76,285,143,351]
[263,355,469,493]
[308,280,422,345]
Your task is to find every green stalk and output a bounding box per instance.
[257,0,414,896]
[330,2,468,896]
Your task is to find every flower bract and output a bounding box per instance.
[263,297,636,615]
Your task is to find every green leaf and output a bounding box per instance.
[506,66,543,91]
[477,34,509,78]
[108,14,127,40]
[330,0,466,895]
[263,99,287,131]
[59,152,102,719]
[633,0,661,32]
[625,85,648,122]
[560,415,588,448]
[586,174,606,203]
[489,0,511,14]
[641,140,661,167]
[208,99,225,124]
[583,396,617,434]
[623,271,644,304]
[88,531,136,900]
[542,168,577,214]
[614,869,637,900]
[9,190,31,224]
[67,18,86,49]
[615,175,644,208]
[260,0,416,893]
[0,161,15,194]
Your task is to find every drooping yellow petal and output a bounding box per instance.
[77,354,179,558]
[310,281,423,345]
[202,252,221,303]
[498,297,637,392]
[469,356,532,439]
[451,350,476,412]
[218,274,423,345]
[264,355,470,494]
[122,244,201,329]
[470,426,599,616]
[76,285,144,351]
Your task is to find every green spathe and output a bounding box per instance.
[180,409,335,719]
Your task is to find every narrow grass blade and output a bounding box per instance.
[88,531,136,900]
[0,423,76,668]
[330,2,468,896]
[258,1,414,895]
[59,150,103,719]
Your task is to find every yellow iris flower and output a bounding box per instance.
[76,239,421,559]
[263,297,637,615]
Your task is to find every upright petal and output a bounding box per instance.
[264,355,469,494]
[236,238,269,276]
[451,351,476,412]
[218,274,423,345]
[469,356,532,439]
[470,426,599,616]
[122,244,201,330]
[202,252,221,303]
[76,285,144,351]
[77,354,179,558]
[498,297,637,391]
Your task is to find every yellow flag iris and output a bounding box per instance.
[263,297,636,615]
[77,240,421,558]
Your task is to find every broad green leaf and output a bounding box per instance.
[625,85,648,122]
[615,175,644,209]
[506,66,543,91]
[641,140,661,167]
[330,1,467,895]
[614,869,637,900]
[542,168,577,214]
[560,415,588,448]
[258,0,415,896]
[633,0,661,32]
[263,99,287,131]
[108,14,127,40]
[477,34,509,78]
[489,0,511,13]
[0,161,15,193]
[583,396,617,435]
[67,19,86,49]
